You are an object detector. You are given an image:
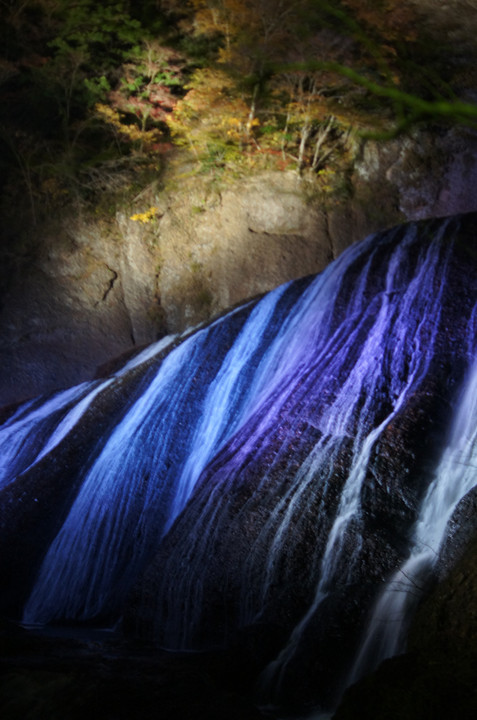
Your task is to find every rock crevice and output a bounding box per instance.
[2,127,477,404]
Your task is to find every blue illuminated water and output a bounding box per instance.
[0,382,97,490]
[1,213,477,717]
[22,282,319,623]
[149,219,457,660]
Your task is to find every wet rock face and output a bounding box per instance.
[0,365,152,617]
[332,499,477,720]
[122,215,477,711]
[1,214,477,717]
[435,485,477,580]
[123,377,457,711]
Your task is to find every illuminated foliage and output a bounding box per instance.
[0,0,187,217]
[160,1,356,172]
[166,68,255,154]
[1,0,476,222]
[163,0,477,174]
[130,206,160,223]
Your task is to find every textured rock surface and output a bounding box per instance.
[333,511,477,720]
[155,170,334,331]
[1,214,477,718]
[2,127,477,404]
[0,214,164,405]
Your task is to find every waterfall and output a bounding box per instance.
[252,220,454,706]
[0,382,97,490]
[1,212,477,717]
[348,338,477,687]
[122,214,477,711]
[21,279,322,624]
[19,223,385,626]
[0,333,180,492]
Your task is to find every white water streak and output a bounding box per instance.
[0,383,93,489]
[258,222,451,699]
[22,286,298,623]
[348,353,477,686]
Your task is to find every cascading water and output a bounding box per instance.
[255,220,454,707]
[347,336,477,688]
[0,382,97,490]
[1,212,477,717]
[123,214,477,711]
[22,275,336,624]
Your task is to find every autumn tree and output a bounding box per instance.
[194,1,476,167]
[0,0,189,217]
[2,0,477,219]
[161,1,355,172]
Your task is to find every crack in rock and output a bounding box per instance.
[101,266,118,303]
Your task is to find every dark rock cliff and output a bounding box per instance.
[333,506,477,720]
[2,127,477,405]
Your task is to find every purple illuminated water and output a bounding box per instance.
[1,213,477,716]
